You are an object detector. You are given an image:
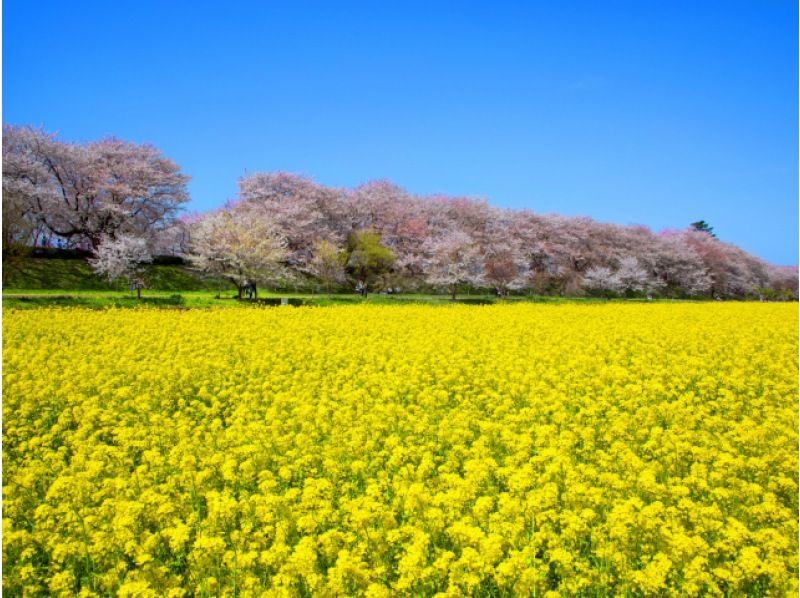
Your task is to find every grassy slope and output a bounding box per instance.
[3,257,684,309]
[3,257,227,291]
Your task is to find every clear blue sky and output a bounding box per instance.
[4,1,797,264]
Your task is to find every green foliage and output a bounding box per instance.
[690,220,716,238]
[344,231,395,295]
[755,287,797,302]
[310,239,348,293]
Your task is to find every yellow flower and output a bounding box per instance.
[2,303,796,595]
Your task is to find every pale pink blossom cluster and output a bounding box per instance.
[203,171,789,298]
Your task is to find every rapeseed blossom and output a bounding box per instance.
[3,303,797,596]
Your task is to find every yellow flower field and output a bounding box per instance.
[3,304,797,597]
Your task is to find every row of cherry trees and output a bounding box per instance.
[3,126,796,298]
[187,172,794,299]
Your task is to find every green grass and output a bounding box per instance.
[1,289,474,309]
[3,257,227,291]
[2,256,696,309]
[1,288,672,310]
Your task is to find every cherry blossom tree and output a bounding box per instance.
[683,229,768,298]
[422,230,484,299]
[765,266,798,300]
[2,125,190,249]
[237,172,346,272]
[652,232,711,297]
[151,218,193,257]
[582,266,620,296]
[510,213,564,295]
[3,127,55,277]
[187,207,289,299]
[614,256,663,295]
[2,132,40,281]
[89,234,153,298]
[484,249,523,297]
[343,181,434,285]
[347,180,409,234]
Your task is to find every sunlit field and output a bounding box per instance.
[3,304,797,596]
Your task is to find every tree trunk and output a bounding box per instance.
[451,285,457,301]
[238,285,244,300]
[253,283,258,299]
[137,287,141,300]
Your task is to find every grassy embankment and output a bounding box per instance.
[2,256,677,309]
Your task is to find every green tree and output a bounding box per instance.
[309,239,347,295]
[690,220,716,238]
[345,230,395,297]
